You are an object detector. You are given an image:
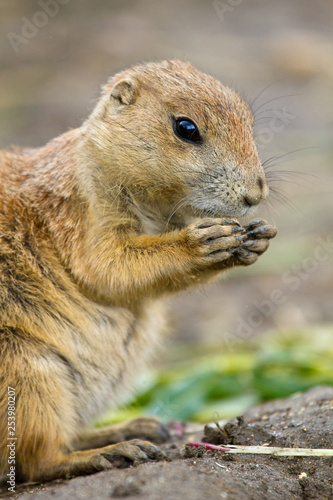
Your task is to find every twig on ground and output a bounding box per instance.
[187,441,333,457]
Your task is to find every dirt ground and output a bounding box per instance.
[2,386,331,500]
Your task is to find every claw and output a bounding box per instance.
[196,218,240,229]
[132,440,165,460]
[241,239,269,252]
[231,226,246,234]
[222,219,241,227]
[244,219,265,230]
[101,439,165,465]
[246,225,277,239]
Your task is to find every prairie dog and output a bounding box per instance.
[0,60,277,482]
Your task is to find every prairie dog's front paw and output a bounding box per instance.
[184,218,245,266]
[233,219,277,265]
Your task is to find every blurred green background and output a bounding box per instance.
[1,0,332,421]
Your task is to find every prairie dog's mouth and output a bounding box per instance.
[167,195,259,229]
[187,200,257,220]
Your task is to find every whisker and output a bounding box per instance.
[254,116,294,126]
[130,167,218,197]
[265,170,316,185]
[262,147,316,169]
[254,107,294,119]
[166,195,191,228]
[267,178,311,190]
[131,180,192,197]
[116,122,152,148]
[263,198,281,217]
[249,79,287,109]
[108,156,154,196]
[269,187,299,212]
[266,169,316,177]
[252,94,300,116]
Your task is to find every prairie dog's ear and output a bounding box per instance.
[110,78,137,106]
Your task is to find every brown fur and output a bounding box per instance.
[0,60,276,482]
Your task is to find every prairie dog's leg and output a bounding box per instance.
[0,337,164,482]
[0,335,78,482]
[74,417,169,451]
[50,440,164,481]
[103,218,277,302]
[4,381,164,481]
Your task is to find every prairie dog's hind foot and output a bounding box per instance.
[40,440,165,482]
[75,417,170,451]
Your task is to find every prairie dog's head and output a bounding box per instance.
[84,60,268,225]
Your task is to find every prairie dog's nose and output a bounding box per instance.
[244,177,269,206]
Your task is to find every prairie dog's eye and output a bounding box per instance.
[173,118,202,143]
